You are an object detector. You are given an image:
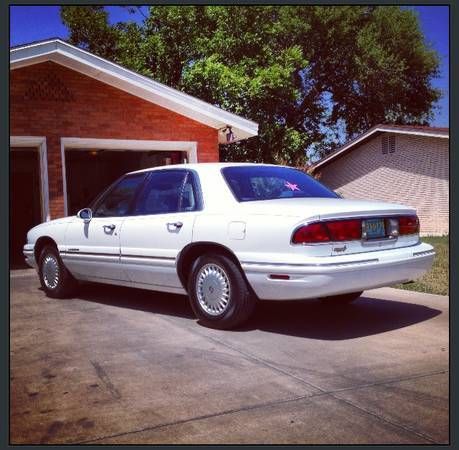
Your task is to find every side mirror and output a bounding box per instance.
[77,208,93,223]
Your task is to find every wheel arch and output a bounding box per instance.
[176,241,255,296]
[34,236,58,262]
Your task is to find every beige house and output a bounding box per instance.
[311,124,449,236]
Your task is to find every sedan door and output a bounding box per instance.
[120,169,201,291]
[63,172,147,282]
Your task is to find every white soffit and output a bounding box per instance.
[10,39,259,144]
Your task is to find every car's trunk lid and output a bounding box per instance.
[239,197,419,256]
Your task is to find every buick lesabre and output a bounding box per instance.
[24,163,435,329]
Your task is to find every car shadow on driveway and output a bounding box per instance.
[72,283,442,341]
[243,296,442,340]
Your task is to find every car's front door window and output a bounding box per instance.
[93,173,146,218]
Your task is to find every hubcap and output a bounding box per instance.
[196,263,231,316]
[42,254,59,289]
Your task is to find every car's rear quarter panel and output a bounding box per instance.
[192,213,336,264]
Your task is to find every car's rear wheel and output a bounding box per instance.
[38,245,77,298]
[188,253,256,329]
[320,291,363,305]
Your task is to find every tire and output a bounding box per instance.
[188,253,256,330]
[320,291,363,305]
[38,245,77,298]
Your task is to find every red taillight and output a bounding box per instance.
[293,215,419,244]
[326,219,362,241]
[292,219,362,244]
[398,215,419,235]
[292,222,330,244]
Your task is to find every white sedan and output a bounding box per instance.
[24,163,435,329]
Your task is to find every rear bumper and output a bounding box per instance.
[23,244,37,269]
[241,242,435,300]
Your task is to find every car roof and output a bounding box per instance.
[127,162,280,175]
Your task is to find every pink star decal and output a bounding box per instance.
[284,181,300,191]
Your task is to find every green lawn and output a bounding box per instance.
[393,235,449,296]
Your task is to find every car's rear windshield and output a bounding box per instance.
[221,166,338,202]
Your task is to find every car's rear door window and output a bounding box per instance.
[222,166,338,202]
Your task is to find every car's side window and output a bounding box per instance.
[134,170,199,215]
[93,173,146,218]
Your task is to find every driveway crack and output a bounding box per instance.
[71,392,314,444]
[333,396,438,444]
[90,360,122,400]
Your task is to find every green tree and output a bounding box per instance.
[61,5,440,164]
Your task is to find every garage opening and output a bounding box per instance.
[10,148,42,268]
[65,149,187,215]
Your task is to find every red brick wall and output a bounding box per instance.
[316,133,449,236]
[10,61,219,218]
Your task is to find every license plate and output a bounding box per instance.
[363,218,386,239]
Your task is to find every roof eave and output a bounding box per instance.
[312,126,449,172]
[10,39,258,144]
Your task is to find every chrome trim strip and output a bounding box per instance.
[60,254,119,262]
[286,241,421,256]
[120,256,176,267]
[121,254,176,261]
[241,258,379,268]
[60,251,119,257]
[328,241,421,257]
[60,250,175,261]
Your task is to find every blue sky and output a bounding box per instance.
[10,5,449,127]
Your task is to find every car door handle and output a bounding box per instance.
[167,221,183,230]
[103,224,116,231]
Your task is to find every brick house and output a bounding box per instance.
[311,124,449,236]
[10,39,258,263]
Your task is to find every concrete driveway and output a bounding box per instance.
[10,269,449,444]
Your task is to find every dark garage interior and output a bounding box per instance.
[10,148,42,268]
[65,149,186,215]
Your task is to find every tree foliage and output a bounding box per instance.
[61,5,440,164]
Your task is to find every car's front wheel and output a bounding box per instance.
[188,254,256,329]
[38,245,77,298]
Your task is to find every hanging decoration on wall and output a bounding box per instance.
[220,126,236,143]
